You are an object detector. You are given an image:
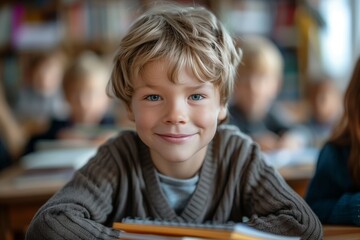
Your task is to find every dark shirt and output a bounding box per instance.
[228,105,292,137]
[305,142,360,225]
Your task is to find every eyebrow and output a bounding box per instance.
[186,84,214,91]
[134,82,214,91]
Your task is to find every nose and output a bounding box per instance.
[163,99,188,125]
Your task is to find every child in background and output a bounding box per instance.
[26,4,322,240]
[305,57,360,226]
[14,49,68,137]
[25,51,116,153]
[229,35,309,152]
[305,77,343,148]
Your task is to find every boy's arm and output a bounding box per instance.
[25,145,122,240]
[241,148,323,240]
[305,144,360,225]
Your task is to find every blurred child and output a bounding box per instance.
[0,80,26,170]
[14,48,68,136]
[26,4,322,240]
[305,76,343,147]
[229,35,308,152]
[25,51,116,153]
[305,57,360,226]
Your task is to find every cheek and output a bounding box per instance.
[191,106,221,127]
[131,105,157,129]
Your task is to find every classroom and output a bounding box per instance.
[1,0,360,239]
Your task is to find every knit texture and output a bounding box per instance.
[26,125,322,240]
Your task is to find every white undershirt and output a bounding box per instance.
[157,171,199,214]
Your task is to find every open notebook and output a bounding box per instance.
[20,146,97,170]
[16,146,97,187]
[113,218,300,240]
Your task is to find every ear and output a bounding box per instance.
[218,105,227,122]
[126,105,135,122]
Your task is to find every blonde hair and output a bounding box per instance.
[62,51,109,99]
[236,35,283,79]
[107,3,241,107]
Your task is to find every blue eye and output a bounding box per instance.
[146,95,161,101]
[189,94,204,101]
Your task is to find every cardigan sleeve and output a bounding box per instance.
[25,145,122,240]
[305,144,360,225]
[241,144,323,240]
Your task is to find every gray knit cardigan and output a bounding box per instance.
[26,125,322,240]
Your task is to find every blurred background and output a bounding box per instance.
[0,0,359,100]
[0,0,359,162]
[1,1,360,239]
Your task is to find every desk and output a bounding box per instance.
[0,165,73,240]
[323,225,360,239]
[278,163,315,197]
[0,162,316,240]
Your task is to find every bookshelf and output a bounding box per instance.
[220,0,302,101]
[0,0,312,106]
[0,0,141,107]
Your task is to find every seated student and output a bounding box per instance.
[0,51,68,168]
[305,57,360,226]
[14,48,68,137]
[25,51,116,153]
[229,35,308,152]
[26,4,322,240]
[305,76,343,148]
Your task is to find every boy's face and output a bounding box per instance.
[128,60,226,177]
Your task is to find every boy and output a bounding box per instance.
[229,35,308,152]
[25,51,116,153]
[26,4,322,240]
[15,49,68,136]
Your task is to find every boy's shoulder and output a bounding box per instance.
[217,124,251,137]
[99,129,144,164]
[105,129,139,146]
[99,129,141,155]
[214,125,261,169]
[216,124,253,145]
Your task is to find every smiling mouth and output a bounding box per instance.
[156,133,196,143]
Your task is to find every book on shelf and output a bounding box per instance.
[113,218,300,240]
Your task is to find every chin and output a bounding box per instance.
[161,155,189,163]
